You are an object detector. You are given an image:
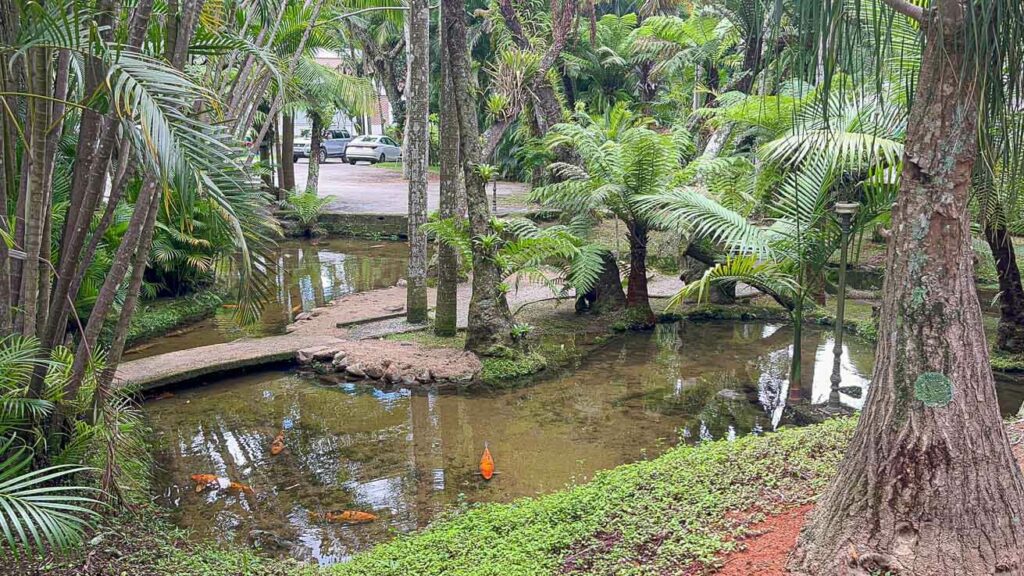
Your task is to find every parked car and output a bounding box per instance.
[321,130,352,162]
[345,135,402,164]
[293,138,311,162]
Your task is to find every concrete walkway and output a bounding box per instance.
[115,274,686,391]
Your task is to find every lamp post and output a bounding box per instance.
[829,202,859,408]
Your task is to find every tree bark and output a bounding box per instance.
[405,0,429,323]
[575,250,626,314]
[625,221,655,327]
[443,0,514,354]
[985,221,1024,353]
[305,113,322,194]
[790,5,1024,574]
[435,7,461,337]
[281,111,296,192]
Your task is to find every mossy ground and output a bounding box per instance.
[102,290,224,349]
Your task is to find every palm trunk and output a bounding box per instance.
[405,0,429,324]
[306,113,322,195]
[985,220,1024,353]
[281,112,296,192]
[790,5,1024,573]
[435,14,461,337]
[443,0,513,354]
[625,221,655,328]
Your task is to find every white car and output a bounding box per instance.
[293,139,311,162]
[345,135,402,164]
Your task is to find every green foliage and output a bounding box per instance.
[282,191,333,234]
[116,291,224,348]
[331,419,856,576]
[481,352,548,387]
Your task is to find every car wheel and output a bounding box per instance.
[318,149,327,164]
[348,159,357,165]
[378,153,386,164]
[293,155,299,163]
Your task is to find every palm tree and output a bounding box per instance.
[531,104,691,327]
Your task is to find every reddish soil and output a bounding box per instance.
[713,505,813,576]
[710,421,1024,576]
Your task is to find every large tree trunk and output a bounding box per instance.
[985,221,1024,353]
[281,111,296,193]
[625,221,655,328]
[790,5,1024,574]
[405,0,429,323]
[443,0,514,355]
[435,8,461,337]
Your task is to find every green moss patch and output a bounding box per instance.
[330,418,855,576]
[102,290,224,349]
[914,372,954,407]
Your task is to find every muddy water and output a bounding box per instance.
[126,239,407,359]
[147,322,877,564]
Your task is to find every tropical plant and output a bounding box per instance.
[283,191,333,237]
[530,103,693,326]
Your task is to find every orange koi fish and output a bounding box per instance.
[309,510,378,524]
[227,481,256,495]
[270,431,285,456]
[479,443,495,480]
[190,474,219,493]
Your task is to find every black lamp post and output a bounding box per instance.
[829,201,859,408]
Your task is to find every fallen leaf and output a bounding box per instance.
[191,474,218,492]
[270,431,285,456]
[227,481,256,495]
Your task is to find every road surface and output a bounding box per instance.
[294,159,529,214]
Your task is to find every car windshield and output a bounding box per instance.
[354,136,380,143]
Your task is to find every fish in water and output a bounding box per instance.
[270,431,285,456]
[479,443,495,480]
[309,510,378,524]
[191,474,255,495]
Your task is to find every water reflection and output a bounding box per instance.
[147,321,877,564]
[127,239,407,359]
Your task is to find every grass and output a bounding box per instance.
[372,161,440,175]
[328,418,855,576]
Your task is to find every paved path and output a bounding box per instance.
[294,160,529,214]
[115,274,686,390]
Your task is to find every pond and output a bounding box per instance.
[127,239,408,359]
[147,321,879,565]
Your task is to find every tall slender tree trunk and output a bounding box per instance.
[405,0,429,324]
[985,220,1024,353]
[443,0,514,354]
[435,3,461,337]
[625,221,655,328]
[281,112,296,193]
[306,113,323,195]
[790,5,1024,574]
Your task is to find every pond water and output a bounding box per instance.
[147,321,879,564]
[126,239,407,359]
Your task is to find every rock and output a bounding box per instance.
[295,312,312,321]
[384,305,404,312]
[384,366,401,383]
[716,389,747,401]
[365,363,385,380]
[312,348,337,362]
[400,373,417,386]
[332,351,348,367]
[297,346,327,364]
[416,370,432,383]
[396,278,408,287]
[248,529,293,551]
[345,364,366,378]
